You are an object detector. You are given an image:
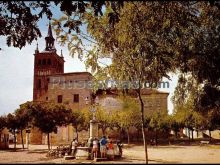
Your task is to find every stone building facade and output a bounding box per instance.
[27,24,169,145]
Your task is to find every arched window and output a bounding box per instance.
[47,59,51,65]
[42,59,46,65]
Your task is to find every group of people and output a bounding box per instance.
[71,136,121,160]
[91,136,115,160]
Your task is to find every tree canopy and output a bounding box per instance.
[51,2,220,163]
[0,1,123,49]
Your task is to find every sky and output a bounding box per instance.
[0,4,178,116]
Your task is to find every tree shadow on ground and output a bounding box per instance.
[149,158,180,164]
[149,145,186,149]
[4,148,28,152]
[122,157,180,164]
[27,149,48,154]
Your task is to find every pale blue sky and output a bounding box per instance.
[0,4,178,115]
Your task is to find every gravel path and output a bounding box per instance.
[0,144,220,163]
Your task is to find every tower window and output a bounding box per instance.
[47,59,51,65]
[73,94,79,103]
[38,79,41,89]
[42,59,46,65]
[57,95,63,103]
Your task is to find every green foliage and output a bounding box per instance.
[0,1,123,49]
[80,107,92,129]
[27,101,71,134]
[0,116,7,133]
[118,96,141,129]
[69,109,87,139]
[149,112,170,132]
[173,101,204,131]
[95,107,112,134]
[15,102,32,131]
[6,113,19,148]
[6,113,18,133]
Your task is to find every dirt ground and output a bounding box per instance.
[0,144,220,164]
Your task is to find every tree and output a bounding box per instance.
[116,96,141,144]
[173,101,204,142]
[1,1,220,50]
[14,102,32,149]
[149,112,170,146]
[171,2,220,125]
[29,101,71,150]
[69,109,85,142]
[6,113,18,149]
[54,2,216,163]
[172,72,219,142]
[95,107,111,136]
[0,115,6,132]
[0,115,7,141]
[200,109,220,142]
[80,107,92,130]
[0,1,123,49]
[169,114,184,139]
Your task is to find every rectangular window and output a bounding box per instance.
[73,94,79,103]
[57,95,62,103]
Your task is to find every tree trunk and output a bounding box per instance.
[191,130,194,141]
[127,127,130,144]
[119,127,123,141]
[20,129,24,149]
[188,128,190,143]
[137,129,140,142]
[13,130,16,149]
[102,127,106,137]
[47,133,50,150]
[155,129,158,146]
[196,130,199,138]
[209,130,212,142]
[175,130,178,139]
[138,91,148,164]
[75,127,78,142]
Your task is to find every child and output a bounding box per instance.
[107,140,114,160]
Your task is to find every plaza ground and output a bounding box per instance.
[0,144,220,164]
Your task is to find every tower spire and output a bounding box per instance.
[45,22,55,51]
[35,42,39,54]
[61,49,63,57]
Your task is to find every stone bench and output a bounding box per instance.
[94,158,108,162]
[75,146,90,160]
[64,155,75,160]
[200,141,210,145]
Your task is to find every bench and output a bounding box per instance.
[200,141,210,145]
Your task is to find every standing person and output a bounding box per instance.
[100,136,108,158]
[107,140,114,160]
[92,138,99,159]
[71,138,78,157]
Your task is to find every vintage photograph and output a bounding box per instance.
[0,1,220,164]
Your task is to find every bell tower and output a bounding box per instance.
[33,23,65,101]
